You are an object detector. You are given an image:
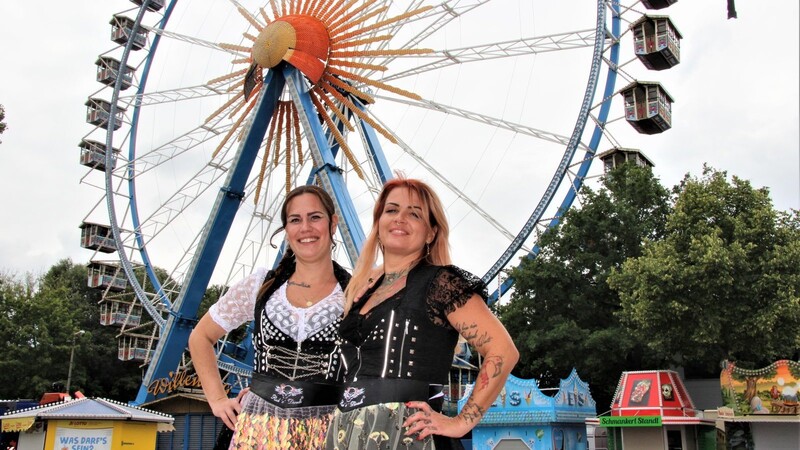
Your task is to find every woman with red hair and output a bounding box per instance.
[325,177,518,449]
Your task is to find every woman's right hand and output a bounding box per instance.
[210,395,242,430]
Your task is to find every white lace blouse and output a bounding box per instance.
[208,267,345,342]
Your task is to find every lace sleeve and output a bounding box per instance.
[426,265,488,327]
[208,267,268,332]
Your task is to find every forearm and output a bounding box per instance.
[457,349,517,427]
[450,297,519,430]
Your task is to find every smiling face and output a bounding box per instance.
[377,187,437,261]
[284,193,337,263]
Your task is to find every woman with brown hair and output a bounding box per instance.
[190,184,350,449]
[325,177,518,450]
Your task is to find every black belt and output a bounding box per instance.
[337,378,444,412]
[250,373,343,408]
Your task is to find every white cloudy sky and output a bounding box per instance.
[0,0,797,280]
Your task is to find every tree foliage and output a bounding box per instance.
[0,260,142,400]
[0,104,7,143]
[609,167,800,376]
[497,164,671,409]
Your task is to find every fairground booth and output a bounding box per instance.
[459,369,597,450]
[715,359,800,449]
[586,370,716,450]
[1,397,174,450]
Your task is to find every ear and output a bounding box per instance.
[427,225,438,244]
[330,214,339,235]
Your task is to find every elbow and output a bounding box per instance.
[506,341,520,370]
[187,327,210,357]
[187,329,201,357]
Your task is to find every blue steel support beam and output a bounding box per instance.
[355,100,393,185]
[285,67,365,263]
[134,70,286,404]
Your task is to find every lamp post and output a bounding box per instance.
[66,330,85,396]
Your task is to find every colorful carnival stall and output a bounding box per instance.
[715,359,800,449]
[459,369,596,450]
[587,370,716,450]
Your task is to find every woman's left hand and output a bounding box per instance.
[402,401,469,440]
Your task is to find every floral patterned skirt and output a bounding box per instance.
[230,390,336,450]
[324,402,436,450]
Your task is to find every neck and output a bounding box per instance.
[382,252,422,275]
[292,258,334,283]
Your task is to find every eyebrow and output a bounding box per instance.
[385,202,423,211]
[288,210,325,217]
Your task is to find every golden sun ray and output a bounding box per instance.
[206,0,432,203]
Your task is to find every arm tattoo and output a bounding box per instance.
[460,399,486,424]
[478,355,504,389]
[454,322,493,350]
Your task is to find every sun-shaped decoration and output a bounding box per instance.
[205,0,433,201]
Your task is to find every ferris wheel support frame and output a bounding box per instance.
[134,64,381,404]
[135,69,286,404]
[99,0,630,405]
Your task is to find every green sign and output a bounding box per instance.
[599,416,662,427]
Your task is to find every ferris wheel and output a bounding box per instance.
[79,0,679,405]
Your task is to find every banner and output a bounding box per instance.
[599,416,662,427]
[1,417,35,432]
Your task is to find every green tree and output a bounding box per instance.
[497,163,671,409]
[36,259,143,399]
[0,104,6,143]
[609,167,800,376]
[0,260,142,400]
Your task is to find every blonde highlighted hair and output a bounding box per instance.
[344,177,451,314]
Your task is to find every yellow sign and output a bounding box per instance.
[2,417,35,432]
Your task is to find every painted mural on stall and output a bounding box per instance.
[720,359,800,415]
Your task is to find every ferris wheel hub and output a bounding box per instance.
[253,15,330,83]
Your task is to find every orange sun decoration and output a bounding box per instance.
[205,0,432,200]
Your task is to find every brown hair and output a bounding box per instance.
[344,176,450,313]
[257,184,337,300]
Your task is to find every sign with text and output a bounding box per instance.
[54,426,112,450]
[2,417,34,432]
[599,415,662,427]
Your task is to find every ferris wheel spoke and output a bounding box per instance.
[121,84,228,107]
[128,163,230,251]
[142,25,246,57]
[126,122,232,175]
[381,30,597,81]
[398,0,492,48]
[375,93,587,150]
[359,0,491,73]
[363,111,520,244]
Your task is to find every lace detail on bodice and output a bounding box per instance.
[267,283,344,342]
[208,268,267,332]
